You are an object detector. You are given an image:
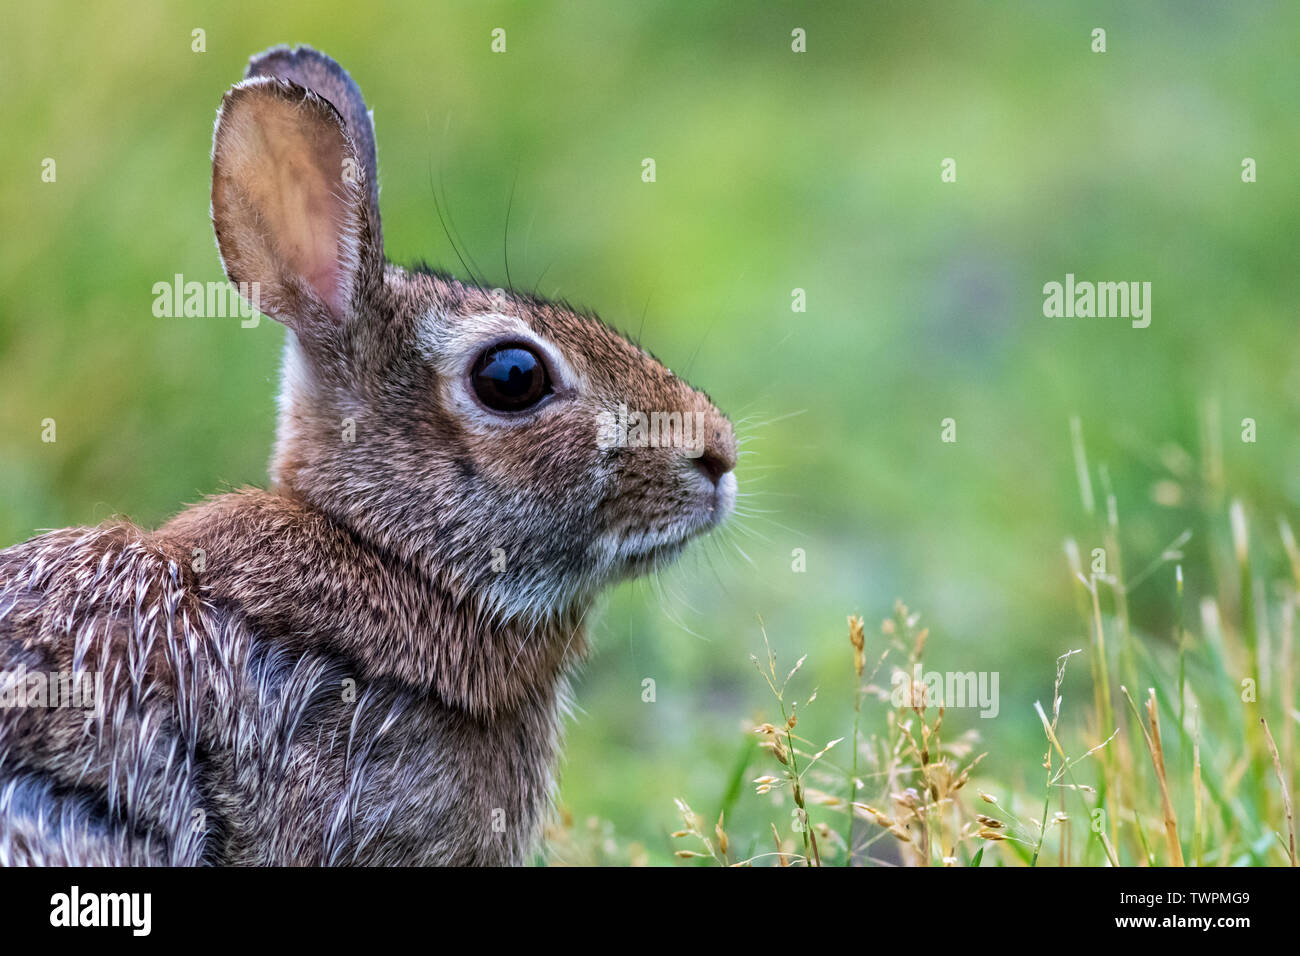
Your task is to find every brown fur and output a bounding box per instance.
[0,45,735,865]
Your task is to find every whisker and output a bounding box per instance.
[427,168,478,286]
[503,158,521,293]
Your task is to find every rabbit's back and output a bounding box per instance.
[0,508,562,865]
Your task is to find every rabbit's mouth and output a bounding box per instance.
[620,536,693,575]
[608,476,735,576]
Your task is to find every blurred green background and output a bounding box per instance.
[2,1,1297,863]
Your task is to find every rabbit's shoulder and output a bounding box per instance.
[0,520,209,678]
[0,522,215,866]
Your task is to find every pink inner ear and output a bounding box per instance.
[269,118,351,316]
[274,151,347,313]
[215,88,356,320]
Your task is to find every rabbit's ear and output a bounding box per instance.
[210,76,381,333]
[244,46,382,243]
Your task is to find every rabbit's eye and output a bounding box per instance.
[470,343,552,413]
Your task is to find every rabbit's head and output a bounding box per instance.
[210,46,736,626]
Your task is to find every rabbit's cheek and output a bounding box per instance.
[585,456,722,576]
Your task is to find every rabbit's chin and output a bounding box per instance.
[605,469,737,578]
[618,537,694,577]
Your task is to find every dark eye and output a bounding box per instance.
[470,343,552,412]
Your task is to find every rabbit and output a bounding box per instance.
[0,44,737,866]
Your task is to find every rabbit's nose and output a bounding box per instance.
[693,447,733,486]
[691,413,737,486]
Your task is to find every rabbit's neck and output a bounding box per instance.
[163,488,586,716]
